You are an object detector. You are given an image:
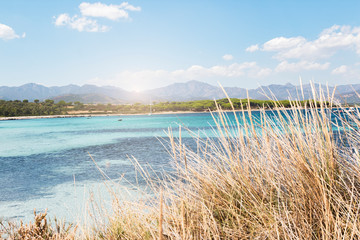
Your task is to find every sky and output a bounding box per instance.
[0,0,360,91]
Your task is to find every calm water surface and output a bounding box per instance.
[0,110,353,222]
[0,113,218,222]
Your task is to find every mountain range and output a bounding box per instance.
[0,80,359,104]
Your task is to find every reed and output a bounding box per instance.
[87,84,360,239]
[0,209,77,239]
[2,84,360,239]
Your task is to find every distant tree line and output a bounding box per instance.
[0,99,70,117]
[0,98,323,117]
[151,98,322,112]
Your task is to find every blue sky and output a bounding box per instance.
[0,0,360,91]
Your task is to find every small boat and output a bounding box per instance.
[118,118,122,121]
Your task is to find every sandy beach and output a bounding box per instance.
[0,111,208,121]
[0,108,307,121]
[0,114,96,121]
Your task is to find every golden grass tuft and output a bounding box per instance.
[90,85,360,239]
[0,209,77,239]
[3,85,360,239]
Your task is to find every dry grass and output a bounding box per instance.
[88,85,360,239]
[3,85,360,239]
[0,209,77,239]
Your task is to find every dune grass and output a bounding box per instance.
[81,85,360,239]
[0,209,77,239]
[2,85,360,239]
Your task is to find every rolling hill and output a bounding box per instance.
[0,81,359,104]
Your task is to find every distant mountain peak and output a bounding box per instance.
[21,83,44,87]
[0,81,359,103]
[186,80,215,86]
[186,80,209,84]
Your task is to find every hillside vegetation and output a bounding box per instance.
[0,98,323,117]
[0,99,67,117]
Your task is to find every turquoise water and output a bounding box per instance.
[0,113,216,157]
[0,113,219,222]
[0,110,355,223]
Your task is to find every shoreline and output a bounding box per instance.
[0,114,94,121]
[0,111,207,121]
[0,107,349,121]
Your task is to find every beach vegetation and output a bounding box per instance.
[0,98,324,117]
[0,210,77,239]
[1,87,360,239]
[0,99,68,117]
[85,87,360,239]
[64,98,326,115]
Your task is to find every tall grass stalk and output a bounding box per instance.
[4,85,360,239]
[88,84,360,239]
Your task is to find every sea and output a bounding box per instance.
[0,109,356,223]
[0,113,221,223]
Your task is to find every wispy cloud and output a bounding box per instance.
[79,2,140,20]
[331,64,360,79]
[222,54,234,61]
[88,62,272,91]
[332,65,348,74]
[54,1,141,32]
[245,44,259,52]
[275,61,330,72]
[248,25,360,60]
[0,23,24,40]
[54,14,109,32]
[263,37,306,52]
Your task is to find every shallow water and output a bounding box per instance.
[0,109,356,222]
[0,113,218,222]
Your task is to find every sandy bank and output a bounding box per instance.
[0,114,93,121]
[0,111,209,121]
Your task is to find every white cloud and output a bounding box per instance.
[248,25,360,60]
[263,37,306,51]
[275,61,330,72]
[88,62,271,91]
[222,54,234,61]
[54,14,109,32]
[332,65,348,74]
[330,64,360,79]
[119,2,141,11]
[55,13,70,26]
[54,2,140,32]
[245,44,259,52]
[0,23,24,40]
[79,2,140,20]
[210,62,256,77]
[255,67,272,78]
